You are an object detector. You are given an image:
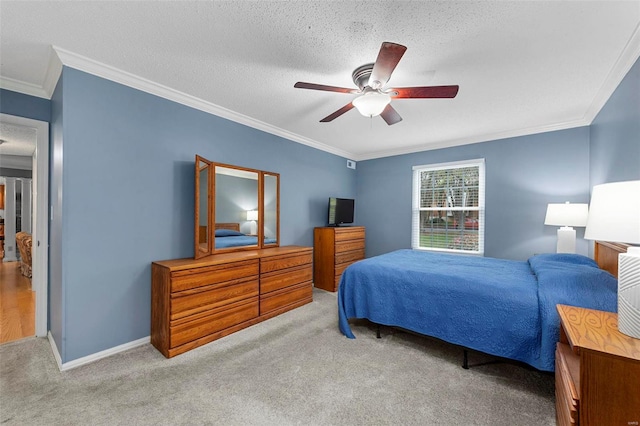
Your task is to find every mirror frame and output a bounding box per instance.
[194,155,280,258]
[262,172,280,249]
[194,155,212,258]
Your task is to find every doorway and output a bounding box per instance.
[0,113,49,342]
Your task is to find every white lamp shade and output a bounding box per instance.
[352,92,391,117]
[584,180,640,339]
[246,210,258,221]
[544,202,589,227]
[584,180,640,244]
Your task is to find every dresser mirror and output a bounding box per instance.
[194,155,280,258]
[195,155,211,257]
[263,173,279,247]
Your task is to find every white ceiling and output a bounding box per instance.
[1,1,639,160]
[0,122,36,157]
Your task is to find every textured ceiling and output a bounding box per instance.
[1,1,639,160]
[0,122,36,157]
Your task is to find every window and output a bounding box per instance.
[412,159,485,255]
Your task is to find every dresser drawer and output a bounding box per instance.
[335,249,365,264]
[260,265,312,294]
[335,239,365,254]
[170,260,258,292]
[555,343,579,425]
[170,277,259,320]
[260,281,312,315]
[261,252,312,273]
[335,260,358,290]
[335,260,360,278]
[170,298,259,348]
[334,227,365,242]
[333,275,342,291]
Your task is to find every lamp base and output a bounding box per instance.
[556,227,576,254]
[618,247,640,339]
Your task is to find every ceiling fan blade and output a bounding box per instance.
[368,42,407,88]
[391,85,459,99]
[380,104,402,125]
[294,82,357,94]
[320,103,355,122]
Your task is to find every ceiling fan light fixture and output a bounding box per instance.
[352,91,391,117]
[294,42,458,124]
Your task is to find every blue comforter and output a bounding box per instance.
[215,235,278,248]
[337,250,617,372]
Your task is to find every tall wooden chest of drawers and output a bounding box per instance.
[555,304,640,426]
[152,246,312,358]
[313,226,365,292]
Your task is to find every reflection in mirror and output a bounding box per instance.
[194,156,212,259]
[195,156,281,257]
[214,166,259,250]
[199,165,209,247]
[263,173,279,246]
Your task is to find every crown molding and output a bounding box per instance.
[583,22,640,123]
[54,38,632,162]
[0,46,60,98]
[51,46,353,160]
[42,49,63,98]
[3,31,636,162]
[0,75,50,99]
[355,26,640,161]
[353,118,589,161]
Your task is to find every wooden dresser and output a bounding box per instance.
[151,246,313,358]
[313,226,365,292]
[555,304,640,426]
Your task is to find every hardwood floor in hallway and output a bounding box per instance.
[0,261,35,344]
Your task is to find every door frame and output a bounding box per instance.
[0,113,49,337]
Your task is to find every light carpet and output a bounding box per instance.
[0,289,555,425]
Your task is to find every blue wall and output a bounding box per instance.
[55,67,356,362]
[590,56,640,185]
[357,128,591,260]
[2,55,637,363]
[357,56,640,261]
[0,89,51,122]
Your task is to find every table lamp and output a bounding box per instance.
[246,210,258,235]
[544,202,589,253]
[584,180,640,339]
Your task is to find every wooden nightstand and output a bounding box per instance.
[556,304,640,426]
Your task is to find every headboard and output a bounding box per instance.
[595,241,629,278]
[215,223,240,232]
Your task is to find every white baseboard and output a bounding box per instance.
[47,332,150,371]
[47,331,63,370]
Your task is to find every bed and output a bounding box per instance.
[214,223,277,249]
[337,242,626,372]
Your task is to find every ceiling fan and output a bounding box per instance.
[294,42,459,125]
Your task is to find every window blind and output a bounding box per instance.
[411,159,485,255]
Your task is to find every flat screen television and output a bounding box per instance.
[328,197,355,226]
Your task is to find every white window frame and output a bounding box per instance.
[411,159,485,255]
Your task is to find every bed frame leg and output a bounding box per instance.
[376,324,381,339]
[462,350,469,369]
